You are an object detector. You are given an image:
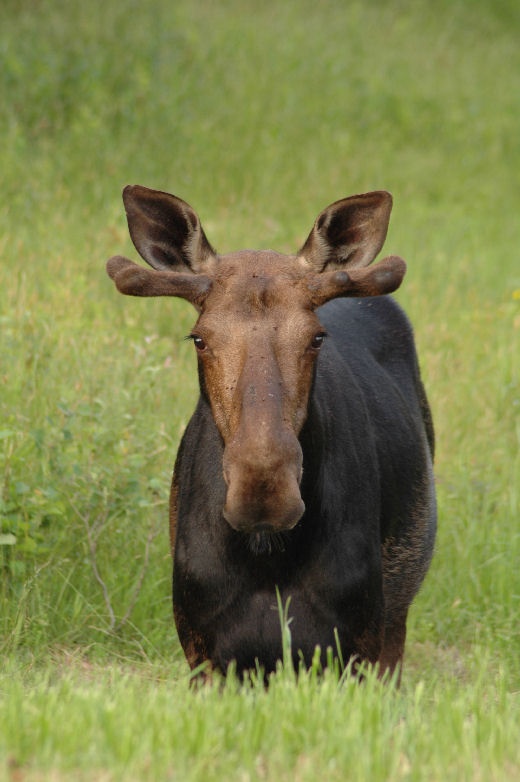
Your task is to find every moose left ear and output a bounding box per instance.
[299,191,393,272]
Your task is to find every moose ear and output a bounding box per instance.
[122,185,217,273]
[299,191,393,272]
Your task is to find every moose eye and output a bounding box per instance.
[310,332,327,350]
[191,335,207,352]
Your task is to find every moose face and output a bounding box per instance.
[186,250,328,533]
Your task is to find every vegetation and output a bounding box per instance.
[1,0,519,779]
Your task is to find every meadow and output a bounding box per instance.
[1,0,519,779]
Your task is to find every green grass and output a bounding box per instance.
[1,656,517,782]
[1,0,519,779]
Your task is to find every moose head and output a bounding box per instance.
[107,186,405,535]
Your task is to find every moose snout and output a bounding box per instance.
[222,433,305,534]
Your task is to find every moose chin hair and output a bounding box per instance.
[246,530,287,556]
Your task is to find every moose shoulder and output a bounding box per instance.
[106,185,436,680]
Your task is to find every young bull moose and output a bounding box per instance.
[106,185,436,680]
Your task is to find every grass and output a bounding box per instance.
[1,0,519,779]
[1,656,517,782]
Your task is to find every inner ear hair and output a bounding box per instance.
[122,185,217,274]
[300,191,393,271]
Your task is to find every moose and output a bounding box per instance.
[106,185,436,680]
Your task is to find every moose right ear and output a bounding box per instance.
[122,185,217,274]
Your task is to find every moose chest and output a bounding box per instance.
[174,563,362,676]
[173,500,385,675]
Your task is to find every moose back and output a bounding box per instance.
[106,186,436,679]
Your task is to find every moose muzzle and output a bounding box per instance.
[222,429,305,534]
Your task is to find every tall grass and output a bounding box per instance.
[1,0,519,778]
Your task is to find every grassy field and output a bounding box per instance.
[1,0,519,779]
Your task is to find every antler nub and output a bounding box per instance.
[106,255,212,307]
